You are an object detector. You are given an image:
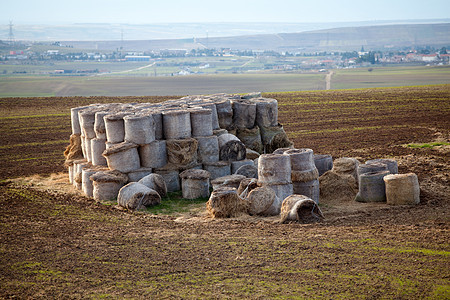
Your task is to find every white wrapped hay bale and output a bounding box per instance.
[162,110,191,139]
[166,138,198,167]
[94,111,109,140]
[179,169,211,199]
[211,174,246,190]
[366,158,399,175]
[147,110,164,140]
[258,154,292,185]
[82,166,108,197]
[314,154,333,176]
[153,168,180,192]
[355,170,390,203]
[104,113,127,143]
[138,173,167,198]
[139,140,167,169]
[246,186,276,216]
[292,180,320,204]
[73,159,89,190]
[218,133,246,161]
[79,108,99,139]
[254,98,278,128]
[231,159,254,174]
[71,106,89,135]
[231,99,256,129]
[193,102,220,130]
[236,126,263,154]
[235,164,258,179]
[117,182,161,210]
[203,161,231,181]
[91,138,107,166]
[196,136,219,163]
[384,173,420,205]
[189,108,213,137]
[215,99,233,130]
[127,167,153,183]
[357,162,389,179]
[260,124,293,153]
[102,142,140,173]
[91,170,128,201]
[280,195,324,224]
[286,148,316,172]
[84,137,93,162]
[124,114,155,145]
[206,187,248,218]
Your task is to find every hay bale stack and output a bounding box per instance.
[314,154,333,176]
[214,99,233,130]
[355,170,390,203]
[211,174,246,190]
[254,98,278,128]
[104,113,127,143]
[246,186,276,216]
[179,169,211,199]
[153,168,180,193]
[189,108,213,137]
[91,170,128,201]
[127,167,153,183]
[218,133,246,161]
[162,110,191,139]
[260,124,293,153]
[117,182,161,210]
[102,142,140,173]
[138,173,167,198]
[124,114,155,145]
[166,138,198,168]
[206,187,248,218]
[196,136,219,163]
[139,140,167,169]
[91,138,107,166]
[231,99,256,129]
[203,161,231,181]
[366,158,399,175]
[280,195,324,224]
[384,173,420,205]
[236,126,263,154]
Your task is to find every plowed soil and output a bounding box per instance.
[0,85,449,298]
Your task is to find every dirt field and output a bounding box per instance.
[0,85,449,298]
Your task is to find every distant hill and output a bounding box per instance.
[64,23,450,52]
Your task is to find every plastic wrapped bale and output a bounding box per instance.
[91,170,128,201]
[166,138,198,167]
[139,140,167,169]
[206,187,248,218]
[79,108,100,139]
[127,167,153,183]
[203,161,231,181]
[196,136,219,163]
[66,160,74,184]
[193,102,220,130]
[280,195,324,224]
[245,148,260,160]
[82,166,108,197]
[384,173,420,205]
[231,159,254,174]
[246,186,276,216]
[71,106,89,135]
[258,154,292,185]
[236,126,263,154]
[314,154,333,176]
[73,159,89,190]
[355,170,390,203]
[162,110,191,139]
[237,178,258,197]
[292,180,320,204]
[285,148,317,172]
[102,142,140,173]
[211,174,246,190]
[189,108,213,137]
[104,113,127,143]
[117,182,161,210]
[214,99,233,130]
[138,173,168,198]
[124,114,155,145]
[260,124,294,153]
[94,111,109,139]
[366,158,399,175]
[319,171,358,203]
[357,162,389,182]
[231,99,256,129]
[263,183,293,216]
[64,133,83,161]
[148,110,164,140]
[91,138,107,166]
[218,133,246,161]
[332,157,360,182]
[154,168,180,192]
[235,164,258,179]
[254,98,278,128]
[180,169,211,199]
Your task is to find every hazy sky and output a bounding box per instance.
[2,0,450,24]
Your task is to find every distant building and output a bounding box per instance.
[421,54,438,62]
[125,56,151,62]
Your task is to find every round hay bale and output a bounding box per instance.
[124,114,155,145]
[260,125,293,153]
[162,109,191,139]
[366,158,399,175]
[91,170,128,201]
[355,170,390,203]
[203,161,231,181]
[214,99,233,130]
[104,113,127,143]
[237,178,258,196]
[189,108,213,137]
[68,164,74,184]
[138,173,168,198]
[231,159,254,174]
[245,148,260,160]
[258,154,292,185]
[384,173,420,205]
[285,148,316,171]
[206,187,248,218]
[236,126,263,154]
[91,138,107,166]
[139,140,167,169]
[166,138,198,166]
[332,157,360,182]
[292,179,320,204]
[218,134,246,162]
[357,162,389,180]
[73,160,89,190]
[71,106,89,135]
[146,110,164,140]
[319,171,358,203]
[261,183,293,216]
[280,195,324,224]
[254,98,278,128]
[82,166,108,197]
[117,182,161,210]
[64,133,83,161]
[78,109,100,139]
[211,174,246,190]
[102,142,140,173]
[153,168,180,193]
[127,167,153,183]
[196,136,219,163]
[235,164,258,179]
[246,186,276,216]
[231,99,256,129]
[192,102,220,130]
[83,137,92,162]
[179,169,211,199]
[94,111,109,140]
[314,154,333,176]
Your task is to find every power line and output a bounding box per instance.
[8,20,15,45]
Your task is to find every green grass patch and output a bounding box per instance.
[145,191,208,215]
[407,142,450,148]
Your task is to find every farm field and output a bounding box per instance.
[0,85,449,298]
